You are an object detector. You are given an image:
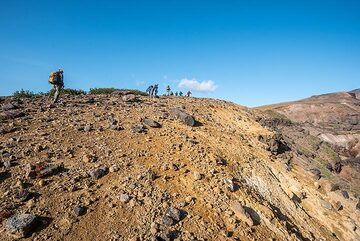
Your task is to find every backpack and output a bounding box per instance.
[48,72,59,84]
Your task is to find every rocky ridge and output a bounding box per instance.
[0,93,359,240]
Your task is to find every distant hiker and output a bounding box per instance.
[186,90,192,97]
[166,85,171,96]
[175,91,178,96]
[179,91,183,97]
[151,84,159,98]
[48,68,64,103]
[146,85,154,97]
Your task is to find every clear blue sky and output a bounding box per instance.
[0,0,359,106]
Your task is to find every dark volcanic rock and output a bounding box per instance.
[163,207,182,226]
[143,118,161,128]
[89,166,108,179]
[14,188,30,202]
[267,135,290,155]
[38,163,62,178]
[1,111,25,120]
[341,190,350,199]
[3,214,38,238]
[132,124,146,133]
[2,103,18,111]
[74,205,87,216]
[330,183,340,192]
[171,108,196,126]
[333,161,342,173]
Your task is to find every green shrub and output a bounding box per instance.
[12,89,37,98]
[89,88,118,95]
[48,88,86,96]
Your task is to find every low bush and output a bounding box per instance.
[48,88,86,96]
[89,88,118,95]
[12,89,37,98]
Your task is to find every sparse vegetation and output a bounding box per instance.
[48,88,86,96]
[12,89,38,98]
[89,88,118,95]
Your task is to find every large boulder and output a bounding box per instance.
[3,214,38,238]
[171,108,196,126]
[143,118,161,128]
[2,103,18,111]
[0,111,25,120]
[122,94,137,102]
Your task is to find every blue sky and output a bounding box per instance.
[0,0,359,106]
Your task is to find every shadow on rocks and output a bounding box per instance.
[0,171,11,183]
[33,216,53,236]
[243,206,261,226]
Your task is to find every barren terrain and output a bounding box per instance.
[1,92,359,240]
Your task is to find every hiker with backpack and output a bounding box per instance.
[151,84,159,98]
[146,85,153,97]
[48,68,64,103]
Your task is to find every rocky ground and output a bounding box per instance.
[0,93,359,240]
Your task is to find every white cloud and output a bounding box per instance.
[177,78,218,92]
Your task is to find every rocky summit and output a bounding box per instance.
[0,91,359,241]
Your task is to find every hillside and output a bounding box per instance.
[1,93,359,241]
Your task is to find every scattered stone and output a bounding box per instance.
[312,182,320,190]
[145,169,158,181]
[3,214,38,238]
[171,108,196,126]
[84,124,92,132]
[3,160,12,168]
[163,207,182,226]
[82,153,97,163]
[334,201,343,211]
[310,168,321,180]
[119,193,131,203]
[38,163,62,178]
[356,200,360,211]
[230,201,254,226]
[333,161,342,173]
[326,163,333,172]
[132,124,146,133]
[89,166,108,180]
[143,118,161,128]
[122,94,137,102]
[25,163,62,178]
[224,179,236,192]
[329,183,340,192]
[341,190,349,199]
[74,205,87,216]
[267,135,290,155]
[193,171,202,181]
[109,164,119,172]
[38,179,46,187]
[185,196,193,203]
[0,210,12,223]
[150,222,158,235]
[14,188,30,202]
[320,200,332,210]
